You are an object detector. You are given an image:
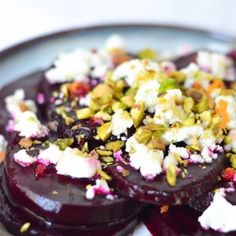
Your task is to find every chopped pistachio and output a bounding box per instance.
[55,138,74,150]
[145,123,166,132]
[148,137,165,150]
[94,111,112,121]
[62,112,75,125]
[112,102,126,112]
[91,84,113,105]
[130,103,145,128]
[90,98,101,111]
[183,117,195,126]
[96,149,113,156]
[121,95,135,107]
[105,141,124,152]
[170,71,185,82]
[199,111,211,125]
[194,95,208,113]
[183,97,194,113]
[97,169,111,180]
[116,80,128,90]
[135,127,152,144]
[61,84,69,98]
[159,79,179,94]
[138,48,157,60]
[166,163,177,187]
[230,154,236,169]
[122,169,130,177]
[20,222,31,233]
[19,138,32,149]
[125,87,138,96]
[76,108,94,120]
[101,156,114,163]
[160,205,169,214]
[82,142,89,152]
[97,122,112,141]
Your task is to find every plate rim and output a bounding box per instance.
[0,23,235,60]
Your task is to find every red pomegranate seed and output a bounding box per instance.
[223,167,236,181]
[68,81,90,97]
[35,163,46,177]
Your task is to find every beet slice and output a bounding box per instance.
[106,156,225,205]
[4,142,142,228]
[172,52,197,69]
[0,165,140,236]
[143,206,235,236]
[190,181,236,212]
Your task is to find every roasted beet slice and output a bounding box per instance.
[0,165,140,236]
[172,52,197,69]
[143,206,235,236]
[4,142,142,228]
[106,156,225,205]
[190,181,236,212]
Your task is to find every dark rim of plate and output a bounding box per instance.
[0,23,236,60]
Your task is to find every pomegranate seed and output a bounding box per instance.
[35,163,46,177]
[223,167,236,181]
[68,81,90,97]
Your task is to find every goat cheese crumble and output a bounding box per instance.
[111,109,133,137]
[112,59,160,86]
[14,149,36,167]
[199,190,236,233]
[126,136,163,179]
[56,147,101,178]
[5,89,37,117]
[14,111,49,138]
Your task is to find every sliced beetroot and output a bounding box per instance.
[106,156,225,205]
[0,165,140,236]
[4,142,143,227]
[172,52,197,69]
[143,205,235,236]
[190,181,236,212]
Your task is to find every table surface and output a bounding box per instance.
[0,0,236,51]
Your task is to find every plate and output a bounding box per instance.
[0,24,235,236]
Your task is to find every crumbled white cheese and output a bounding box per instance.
[126,136,163,179]
[169,144,189,159]
[154,89,185,125]
[14,111,49,138]
[111,109,133,137]
[196,51,235,80]
[198,129,217,148]
[135,80,160,112]
[79,93,91,107]
[201,145,223,163]
[161,125,203,144]
[199,191,236,233]
[5,89,37,117]
[14,149,36,167]
[86,179,112,200]
[56,147,101,178]
[163,144,189,170]
[112,59,159,86]
[189,154,204,163]
[45,49,110,84]
[104,35,125,52]
[37,144,63,166]
[215,95,236,130]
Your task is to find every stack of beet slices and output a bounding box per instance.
[0,40,236,236]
